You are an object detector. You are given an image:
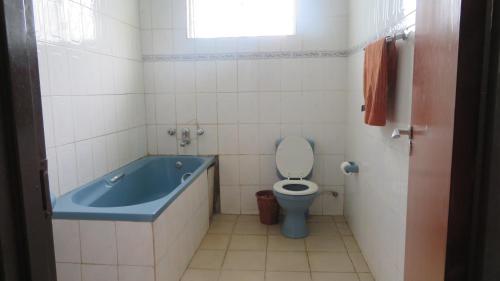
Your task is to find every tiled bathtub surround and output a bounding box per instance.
[53,171,210,281]
[345,1,416,281]
[34,0,146,197]
[141,0,349,216]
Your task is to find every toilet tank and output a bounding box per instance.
[275,138,315,180]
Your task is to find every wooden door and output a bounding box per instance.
[0,0,57,280]
[405,0,488,280]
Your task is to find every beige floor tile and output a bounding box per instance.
[358,273,375,281]
[265,272,312,281]
[233,222,268,235]
[308,252,354,272]
[181,269,220,281]
[268,225,281,235]
[229,235,267,251]
[200,235,230,250]
[222,251,266,270]
[189,250,226,269]
[349,253,370,273]
[306,236,346,252]
[219,270,265,281]
[336,223,353,236]
[342,236,361,253]
[213,214,238,222]
[308,222,339,236]
[268,235,305,251]
[311,272,359,281]
[333,216,347,223]
[237,215,260,223]
[266,251,309,272]
[208,221,235,234]
[308,216,334,223]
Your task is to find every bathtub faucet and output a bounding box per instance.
[109,173,125,184]
[180,128,191,147]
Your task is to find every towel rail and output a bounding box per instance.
[385,30,410,43]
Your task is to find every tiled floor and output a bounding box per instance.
[181,215,375,281]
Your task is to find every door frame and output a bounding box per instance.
[0,0,56,280]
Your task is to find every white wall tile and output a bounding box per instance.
[153,29,173,55]
[147,125,158,154]
[216,61,237,92]
[73,96,94,141]
[52,96,75,146]
[258,60,281,91]
[239,155,260,185]
[196,94,217,124]
[281,93,303,123]
[53,220,81,263]
[240,186,261,214]
[173,29,195,54]
[92,136,108,178]
[155,94,176,124]
[219,155,240,185]
[217,93,238,124]
[260,155,279,185]
[154,62,174,93]
[238,93,259,123]
[46,147,60,196]
[80,220,117,265]
[118,266,154,281]
[47,45,70,95]
[172,0,187,28]
[259,94,281,124]
[237,60,259,92]
[116,222,154,266]
[259,124,281,154]
[140,0,152,29]
[195,61,216,93]
[175,94,196,124]
[220,186,241,214]
[105,133,120,172]
[82,265,118,281]
[151,0,172,28]
[56,263,81,281]
[42,97,55,148]
[174,62,196,93]
[76,140,94,185]
[238,124,259,154]
[198,125,218,155]
[56,143,78,195]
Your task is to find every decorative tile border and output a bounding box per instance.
[142,11,416,62]
[143,50,349,62]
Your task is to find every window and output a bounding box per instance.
[187,0,296,38]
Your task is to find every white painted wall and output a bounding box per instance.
[34,0,146,197]
[345,1,416,280]
[140,0,349,215]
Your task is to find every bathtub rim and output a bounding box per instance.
[52,155,215,222]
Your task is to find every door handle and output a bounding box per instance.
[391,126,413,139]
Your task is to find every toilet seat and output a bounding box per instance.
[273,179,319,196]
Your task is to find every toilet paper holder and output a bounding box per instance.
[341,161,359,175]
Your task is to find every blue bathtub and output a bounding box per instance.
[53,156,215,221]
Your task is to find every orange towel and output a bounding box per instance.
[363,38,398,126]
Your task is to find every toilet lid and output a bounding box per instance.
[276,136,314,179]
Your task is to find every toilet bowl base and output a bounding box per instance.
[273,192,317,239]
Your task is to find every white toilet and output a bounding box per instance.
[272,136,319,238]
